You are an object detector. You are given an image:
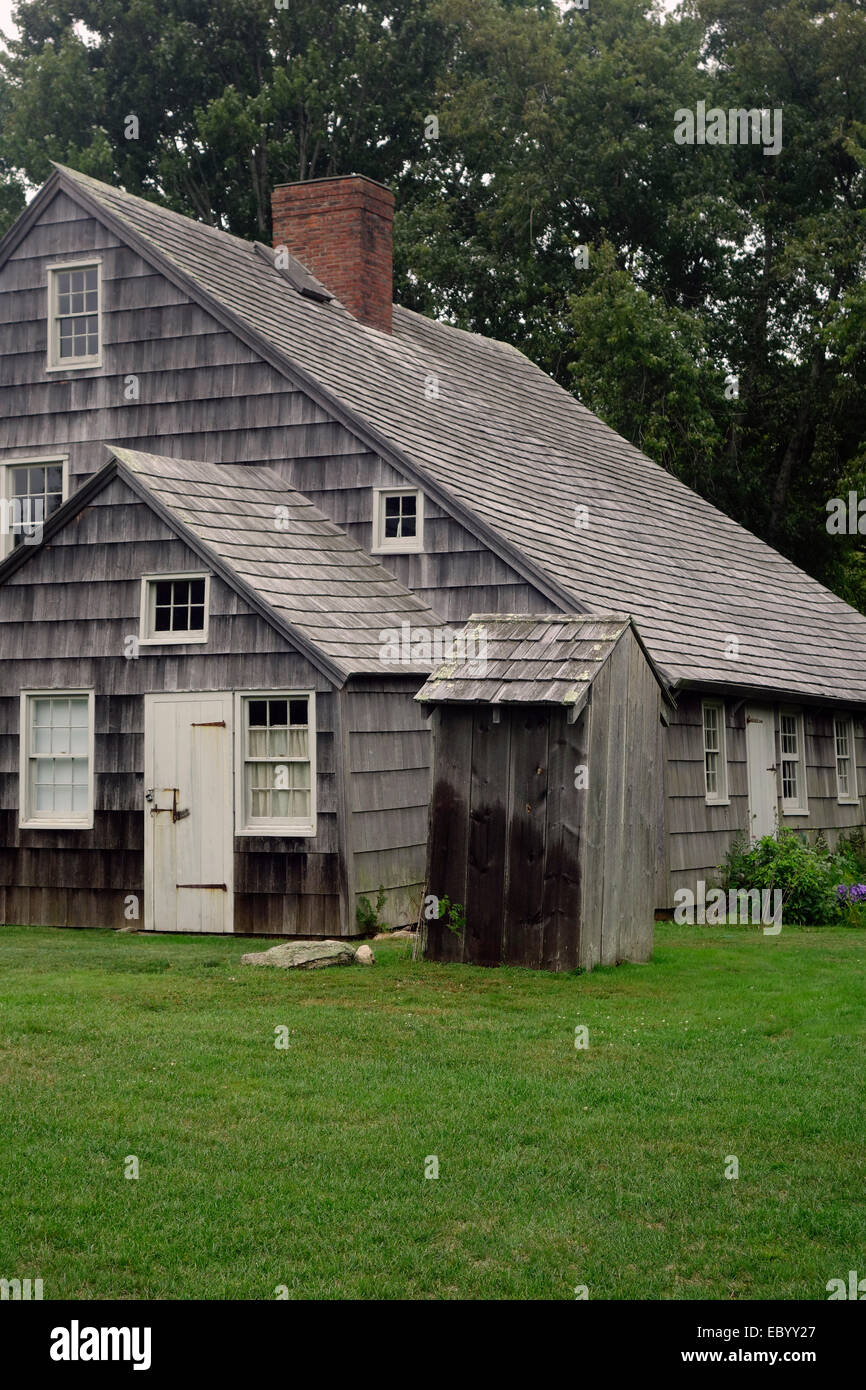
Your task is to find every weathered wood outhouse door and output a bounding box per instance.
[745,704,777,840]
[144,693,234,933]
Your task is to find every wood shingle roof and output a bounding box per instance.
[415,613,667,707]
[0,445,442,682]
[13,166,866,704]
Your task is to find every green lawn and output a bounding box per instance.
[0,921,863,1300]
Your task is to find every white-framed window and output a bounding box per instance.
[46,260,102,370]
[372,487,424,554]
[235,692,316,837]
[19,690,95,829]
[834,716,859,805]
[0,457,68,559]
[702,699,729,804]
[139,573,210,645]
[779,709,808,815]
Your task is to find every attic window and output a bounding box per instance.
[139,573,210,645]
[372,487,424,554]
[0,457,67,559]
[47,261,102,370]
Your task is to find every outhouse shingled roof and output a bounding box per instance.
[415,613,669,707]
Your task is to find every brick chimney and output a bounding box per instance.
[271,175,395,333]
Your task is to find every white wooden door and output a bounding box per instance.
[745,704,777,841]
[144,693,234,933]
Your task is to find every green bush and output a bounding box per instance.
[832,826,866,883]
[719,829,842,926]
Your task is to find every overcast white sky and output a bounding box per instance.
[0,1,15,43]
[0,0,682,46]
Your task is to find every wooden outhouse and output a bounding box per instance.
[415,615,672,971]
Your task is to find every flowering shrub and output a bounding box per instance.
[835,883,866,926]
[720,830,866,926]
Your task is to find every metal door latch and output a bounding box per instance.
[146,788,190,821]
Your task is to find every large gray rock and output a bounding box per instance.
[241,940,356,970]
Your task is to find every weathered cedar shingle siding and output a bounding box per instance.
[29,165,866,704]
[0,453,442,933]
[666,695,866,896]
[1,187,549,626]
[346,678,432,927]
[2,168,864,932]
[0,477,343,932]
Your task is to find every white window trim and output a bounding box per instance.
[138,572,211,646]
[0,456,69,560]
[372,486,424,554]
[234,691,317,838]
[19,689,95,830]
[46,259,103,372]
[779,707,809,816]
[701,699,729,805]
[834,716,860,805]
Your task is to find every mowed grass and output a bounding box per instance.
[0,922,863,1301]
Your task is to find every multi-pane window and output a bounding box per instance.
[385,493,416,540]
[702,700,728,803]
[780,710,807,813]
[1,459,66,557]
[237,694,315,834]
[834,717,859,804]
[373,488,423,552]
[140,574,209,643]
[48,263,101,367]
[8,463,64,547]
[20,692,93,828]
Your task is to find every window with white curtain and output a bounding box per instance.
[235,692,316,836]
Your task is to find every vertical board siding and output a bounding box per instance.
[464,711,511,966]
[424,630,660,970]
[424,707,473,962]
[502,708,549,968]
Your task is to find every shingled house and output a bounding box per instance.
[0,164,865,935]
